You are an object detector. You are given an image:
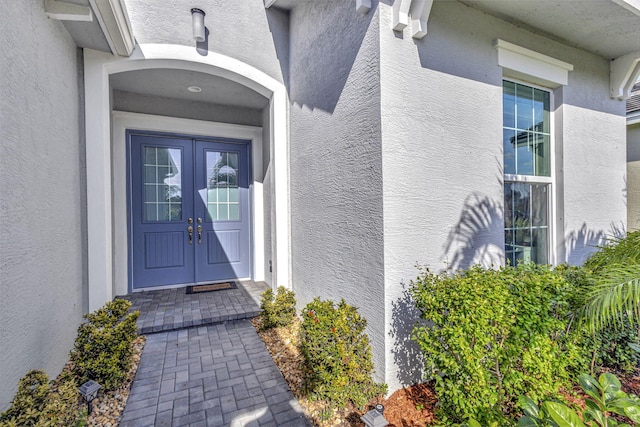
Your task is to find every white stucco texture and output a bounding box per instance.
[0,0,85,410]
[378,0,626,391]
[123,0,289,85]
[288,0,386,382]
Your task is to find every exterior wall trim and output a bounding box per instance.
[494,39,574,88]
[88,0,135,56]
[84,44,290,310]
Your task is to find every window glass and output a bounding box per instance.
[503,80,551,267]
[206,151,240,221]
[143,147,182,222]
[503,81,551,177]
[504,182,549,267]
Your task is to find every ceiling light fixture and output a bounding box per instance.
[191,8,206,42]
[188,86,202,93]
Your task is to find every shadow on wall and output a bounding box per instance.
[285,0,377,113]
[265,7,290,88]
[389,281,425,387]
[564,222,625,265]
[443,193,504,271]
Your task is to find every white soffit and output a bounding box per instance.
[89,0,135,56]
[265,0,370,14]
[494,39,574,88]
[45,0,93,21]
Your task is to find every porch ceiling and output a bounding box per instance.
[110,69,270,110]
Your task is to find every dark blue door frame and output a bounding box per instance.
[127,130,252,291]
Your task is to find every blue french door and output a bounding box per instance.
[129,132,251,290]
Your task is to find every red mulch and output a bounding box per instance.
[382,383,438,427]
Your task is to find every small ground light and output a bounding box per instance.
[78,380,101,414]
[360,404,388,427]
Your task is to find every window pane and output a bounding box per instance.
[503,81,516,128]
[145,204,157,222]
[532,228,549,264]
[229,204,239,220]
[511,183,530,227]
[504,184,514,228]
[504,82,551,177]
[206,150,239,222]
[534,134,551,177]
[516,85,534,131]
[207,204,218,221]
[143,146,182,222]
[534,88,550,133]
[218,204,228,221]
[503,129,516,175]
[531,184,548,226]
[515,132,534,175]
[504,181,549,266]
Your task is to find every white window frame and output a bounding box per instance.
[503,78,557,265]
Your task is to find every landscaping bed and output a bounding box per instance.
[85,335,145,427]
[252,315,438,427]
[253,314,640,427]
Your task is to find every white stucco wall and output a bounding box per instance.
[0,0,85,410]
[123,0,289,85]
[629,123,640,231]
[378,1,627,391]
[288,1,386,382]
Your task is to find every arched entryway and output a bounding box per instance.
[84,44,290,310]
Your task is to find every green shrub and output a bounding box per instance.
[260,286,297,329]
[0,370,50,426]
[300,298,387,409]
[0,370,84,427]
[70,299,139,391]
[411,264,587,425]
[589,320,640,373]
[516,372,640,427]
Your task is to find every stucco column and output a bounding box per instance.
[84,49,114,311]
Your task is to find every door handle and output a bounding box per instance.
[188,225,193,244]
[197,217,202,224]
[197,225,202,244]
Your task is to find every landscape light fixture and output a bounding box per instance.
[191,8,206,42]
[78,380,101,414]
[360,404,389,427]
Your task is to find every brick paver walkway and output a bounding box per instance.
[120,284,311,427]
[122,281,268,334]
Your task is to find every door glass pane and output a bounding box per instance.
[143,146,182,222]
[206,151,239,221]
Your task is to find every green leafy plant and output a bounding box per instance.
[300,298,387,409]
[517,373,640,427]
[411,264,587,424]
[0,370,84,427]
[260,286,297,329]
[581,231,640,333]
[70,299,139,391]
